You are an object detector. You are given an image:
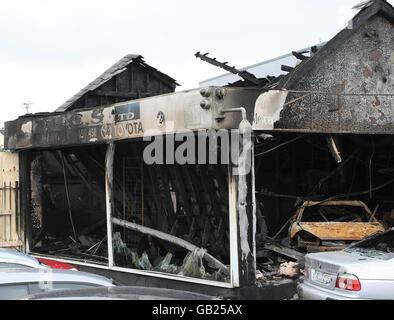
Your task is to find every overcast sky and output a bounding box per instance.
[0,0,392,124]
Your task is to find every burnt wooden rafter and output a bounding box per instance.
[292,51,309,61]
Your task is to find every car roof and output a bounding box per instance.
[302,200,368,207]
[19,286,219,300]
[0,249,41,267]
[0,268,114,287]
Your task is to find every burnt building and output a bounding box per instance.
[2,0,394,299]
[253,0,394,237]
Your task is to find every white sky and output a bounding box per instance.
[0,0,392,124]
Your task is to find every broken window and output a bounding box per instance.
[28,138,231,284]
[345,229,394,259]
[30,145,108,264]
[110,141,231,282]
[301,205,370,222]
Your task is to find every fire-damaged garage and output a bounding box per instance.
[2,0,393,299]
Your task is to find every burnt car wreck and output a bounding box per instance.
[2,0,394,299]
[288,201,386,252]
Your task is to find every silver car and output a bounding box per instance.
[298,227,394,300]
[0,248,49,269]
[0,268,115,300]
[18,286,219,300]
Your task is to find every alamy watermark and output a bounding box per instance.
[142,121,253,175]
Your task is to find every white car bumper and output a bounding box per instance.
[298,282,365,300]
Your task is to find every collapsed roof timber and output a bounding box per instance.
[2,0,393,299]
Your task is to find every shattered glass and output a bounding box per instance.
[345,247,394,260]
[113,232,152,270]
[345,229,394,260]
[112,232,229,282]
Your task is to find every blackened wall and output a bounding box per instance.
[276,14,394,133]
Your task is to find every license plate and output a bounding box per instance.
[310,268,331,284]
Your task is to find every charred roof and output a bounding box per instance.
[277,0,394,90]
[56,54,179,112]
[217,0,393,91]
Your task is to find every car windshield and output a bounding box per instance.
[301,205,369,222]
[345,230,394,259]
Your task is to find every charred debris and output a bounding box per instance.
[26,49,301,283]
[28,143,232,282]
[194,0,394,281]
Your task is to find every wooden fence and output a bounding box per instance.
[0,181,22,249]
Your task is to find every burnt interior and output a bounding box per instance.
[29,144,108,263]
[255,133,394,233]
[29,138,231,282]
[111,140,230,281]
[254,133,394,272]
[25,131,394,282]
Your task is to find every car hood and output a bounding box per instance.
[292,222,385,241]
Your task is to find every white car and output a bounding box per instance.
[298,228,394,300]
[0,248,48,269]
[18,286,218,300]
[0,248,79,270]
[0,268,115,300]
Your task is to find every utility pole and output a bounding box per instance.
[22,102,33,114]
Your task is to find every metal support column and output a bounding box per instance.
[105,142,115,268]
[228,165,240,287]
[230,131,256,287]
